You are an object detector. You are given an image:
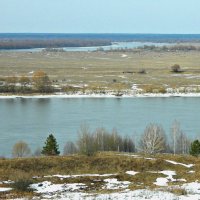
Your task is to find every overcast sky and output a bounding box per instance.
[0,0,200,33]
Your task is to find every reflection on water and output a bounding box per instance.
[0,97,200,157]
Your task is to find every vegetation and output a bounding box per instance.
[10,121,193,158]
[0,39,111,50]
[12,141,31,158]
[0,152,198,199]
[41,134,60,156]
[171,64,182,73]
[139,124,166,154]
[77,125,135,156]
[189,140,200,157]
[32,70,53,93]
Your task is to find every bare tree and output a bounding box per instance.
[140,124,166,154]
[77,124,95,156]
[176,132,191,154]
[170,120,191,155]
[12,141,31,158]
[63,141,77,155]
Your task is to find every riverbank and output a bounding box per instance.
[1,92,200,98]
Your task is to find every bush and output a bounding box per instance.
[12,179,33,192]
[171,64,181,73]
[138,69,146,74]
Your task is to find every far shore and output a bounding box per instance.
[1,92,200,99]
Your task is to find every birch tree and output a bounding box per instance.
[140,124,166,154]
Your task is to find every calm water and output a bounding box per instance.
[1,97,200,157]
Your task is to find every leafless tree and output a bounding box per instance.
[140,124,166,154]
[176,132,191,154]
[12,141,31,158]
[63,141,77,155]
[77,124,95,156]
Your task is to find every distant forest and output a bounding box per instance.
[1,33,200,49]
[0,39,112,50]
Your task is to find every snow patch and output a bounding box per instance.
[30,181,87,194]
[121,54,128,58]
[165,160,194,168]
[103,178,131,190]
[154,170,186,186]
[43,173,117,179]
[0,187,12,192]
[126,171,139,176]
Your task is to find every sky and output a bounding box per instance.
[0,0,200,34]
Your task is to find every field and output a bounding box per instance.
[0,152,199,199]
[1,48,200,93]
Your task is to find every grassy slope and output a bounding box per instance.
[0,152,199,199]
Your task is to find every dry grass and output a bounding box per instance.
[0,152,199,198]
[1,50,200,92]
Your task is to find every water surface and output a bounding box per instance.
[0,97,200,157]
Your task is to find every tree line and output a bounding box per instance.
[10,121,200,158]
[0,39,111,50]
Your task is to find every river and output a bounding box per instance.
[0,97,199,157]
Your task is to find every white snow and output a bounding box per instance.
[0,180,14,184]
[43,173,117,179]
[126,171,139,176]
[103,178,131,190]
[154,170,186,186]
[11,180,200,200]
[182,182,200,194]
[165,160,194,168]
[121,54,128,58]
[2,92,200,99]
[30,181,87,194]
[0,187,12,192]
[188,170,195,174]
[154,178,169,186]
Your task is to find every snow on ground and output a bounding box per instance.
[118,153,155,160]
[126,171,139,176]
[3,91,200,99]
[0,180,14,184]
[0,187,12,192]
[121,54,128,58]
[42,173,117,179]
[182,182,200,194]
[188,170,195,174]
[30,181,87,194]
[9,180,200,200]
[165,160,194,168]
[103,178,131,190]
[154,170,186,186]
[17,188,200,200]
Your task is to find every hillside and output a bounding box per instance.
[0,152,199,199]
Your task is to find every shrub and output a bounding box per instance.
[171,64,181,73]
[12,179,33,192]
[138,69,146,74]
